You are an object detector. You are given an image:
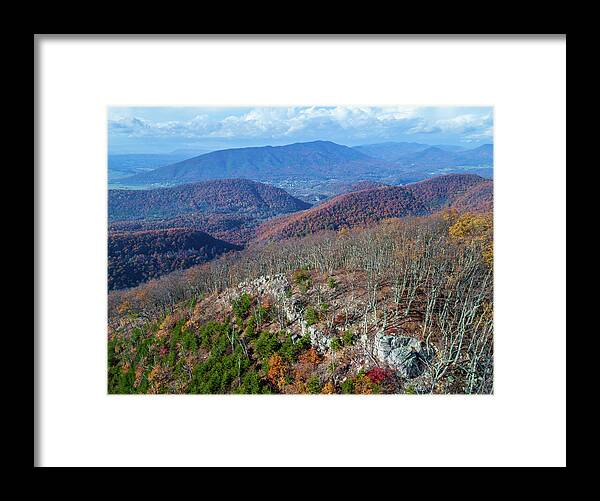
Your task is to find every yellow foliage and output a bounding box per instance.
[288,379,307,394]
[117,299,133,316]
[440,207,460,224]
[449,213,493,266]
[156,313,178,339]
[449,213,492,240]
[337,227,350,238]
[321,381,336,394]
[482,243,494,267]
[147,364,161,382]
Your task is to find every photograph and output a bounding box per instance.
[35,35,565,467]
[107,106,494,395]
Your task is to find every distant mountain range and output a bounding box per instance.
[121,140,386,186]
[115,140,493,189]
[254,174,492,242]
[396,144,493,170]
[353,142,467,161]
[108,152,199,182]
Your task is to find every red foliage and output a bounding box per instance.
[366,367,393,384]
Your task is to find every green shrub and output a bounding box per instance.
[189,336,250,394]
[293,268,312,292]
[306,376,321,394]
[253,331,280,362]
[327,276,337,289]
[198,321,228,349]
[109,362,135,394]
[244,317,256,338]
[181,329,198,352]
[341,330,354,346]
[169,320,185,351]
[330,337,342,352]
[292,268,311,284]
[135,336,153,363]
[234,370,264,394]
[304,306,319,326]
[232,293,252,319]
[279,333,311,362]
[341,378,355,394]
[254,305,271,325]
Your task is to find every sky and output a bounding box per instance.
[108,106,493,154]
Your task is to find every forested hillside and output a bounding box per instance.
[107,174,492,292]
[408,173,493,210]
[451,180,494,213]
[108,228,240,290]
[108,211,493,394]
[255,174,492,241]
[108,179,312,258]
[109,178,310,221]
[109,213,257,247]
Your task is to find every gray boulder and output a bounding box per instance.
[300,321,330,353]
[374,332,432,379]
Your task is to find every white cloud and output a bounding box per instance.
[407,112,493,141]
[108,106,492,145]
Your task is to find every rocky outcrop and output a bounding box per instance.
[237,274,331,353]
[237,274,288,299]
[374,332,433,378]
[301,323,331,353]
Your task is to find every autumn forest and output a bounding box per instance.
[108,135,494,395]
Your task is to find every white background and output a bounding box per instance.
[36,36,566,467]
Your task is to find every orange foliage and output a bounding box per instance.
[134,365,144,388]
[294,348,322,383]
[267,353,287,390]
[353,373,377,394]
[298,348,321,366]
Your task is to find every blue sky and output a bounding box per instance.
[108,106,493,154]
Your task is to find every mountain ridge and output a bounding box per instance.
[108,178,311,222]
[353,141,469,161]
[108,228,241,290]
[122,140,382,185]
[254,174,492,242]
